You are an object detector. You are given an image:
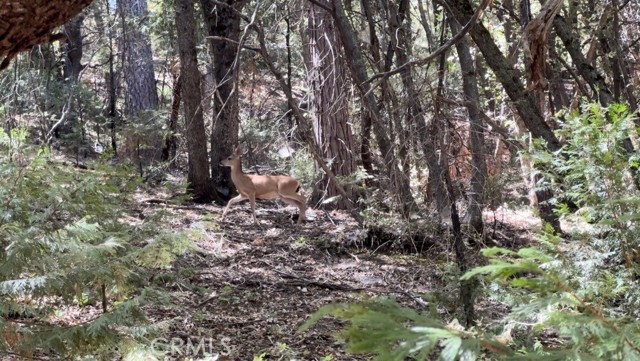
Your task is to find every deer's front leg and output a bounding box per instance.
[222,194,247,220]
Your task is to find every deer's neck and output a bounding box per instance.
[229,160,248,182]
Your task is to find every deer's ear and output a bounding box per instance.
[234,145,243,155]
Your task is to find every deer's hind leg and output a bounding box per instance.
[281,194,307,223]
[248,192,258,224]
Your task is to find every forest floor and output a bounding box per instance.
[139,193,539,361]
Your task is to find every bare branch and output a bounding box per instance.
[363,0,493,91]
[204,36,260,52]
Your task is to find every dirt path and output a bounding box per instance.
[147,202,449,360]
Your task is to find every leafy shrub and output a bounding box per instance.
[0,128,192,358]
[300,103,640,360]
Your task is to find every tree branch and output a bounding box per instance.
[204,36,260,52]
[364,0,492,91]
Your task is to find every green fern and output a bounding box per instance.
[0,128,193,358]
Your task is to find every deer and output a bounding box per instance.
[219,145,307,225]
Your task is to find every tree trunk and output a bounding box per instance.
[447,0,561,232]
[162,70,181,164]
[305,3,358,210]
[447,0,560,151]
[92,3,118,155]
[450,18,486,233]
[200,0,245,200]
[119,0,158,113]
[58,14,85,139]
[429,14,450,219]
[553,15,614,107]
[331,0,416,215]
[391,0,447,216]
[0,0,93,70]
[175,0,217,203]
[118,0,161,171]
[63,15,84,82]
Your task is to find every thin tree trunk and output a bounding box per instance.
[332,0,416,214]
[285,13,294,140]
[444,152,475,327]
[450,18,486,233]
[58,14,85,138]
[359,0,380,181]
[430,14,450,219]
[392,0,447,215]
[447,0,561,232]
[93,2,118,155]
[162,70,180,164]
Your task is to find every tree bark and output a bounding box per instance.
[63,14,84,82]
[0,0,93,70]
[305,3,358,210]
[93,2,119,155]
[162,69,181,164]
[447,0,561,232]
[200,0,245,200]
[119,0,158,114]
[118,0,161,171]
[553,15,615,107]
[175,0,218,203]
[391,0,447,215]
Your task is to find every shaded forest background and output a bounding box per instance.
[2,0,640,359]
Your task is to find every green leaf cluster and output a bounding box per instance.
[0,128,191,358]
[299,299,488,361]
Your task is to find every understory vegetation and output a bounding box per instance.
[3,103,640,360]
[3,0,640,359]
[0,128,196,357]
[300,104,640,360]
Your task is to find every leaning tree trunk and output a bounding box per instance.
[447,0,560,151]
[175,0,218,203]
[200,0,245,201]
[447,0,562,232]
[118,0,161,173]
[0,0,93,70]
[305,3,358,210]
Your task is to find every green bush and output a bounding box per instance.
[300,103,640,360]
[0,128,192,358]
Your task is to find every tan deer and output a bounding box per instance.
[220,145,307,224]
